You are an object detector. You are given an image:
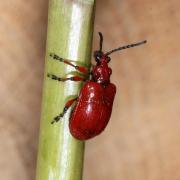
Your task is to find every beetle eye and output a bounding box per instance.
[106,56,111,63]
[94,51,102,62]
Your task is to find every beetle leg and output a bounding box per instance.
[50,53,89,75]
[51,98,78,124]
[47,73,87,82]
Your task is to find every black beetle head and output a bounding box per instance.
[94,50,103,63]
[94,51,111,63]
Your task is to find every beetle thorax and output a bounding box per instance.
[92,57,112,85]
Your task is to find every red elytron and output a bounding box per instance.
[47,32,146,140]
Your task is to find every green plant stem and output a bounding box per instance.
[36,0,95,180]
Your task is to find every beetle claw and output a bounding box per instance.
[49,53,53,57]
[51,120,55,124]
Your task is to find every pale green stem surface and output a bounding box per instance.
[36,0,95,180]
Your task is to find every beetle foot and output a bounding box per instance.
[47,73,63,81]
[51,115,63,124]
[50,53,63,62]
[51,107,67,124]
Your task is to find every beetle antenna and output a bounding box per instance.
[105,40,147,56]
[98,32,103,51]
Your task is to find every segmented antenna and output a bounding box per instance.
[105,40,147,56]
[98,32,103,51]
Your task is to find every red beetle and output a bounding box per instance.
[48,33,146,140]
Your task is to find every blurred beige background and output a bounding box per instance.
[1,0,180,180]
